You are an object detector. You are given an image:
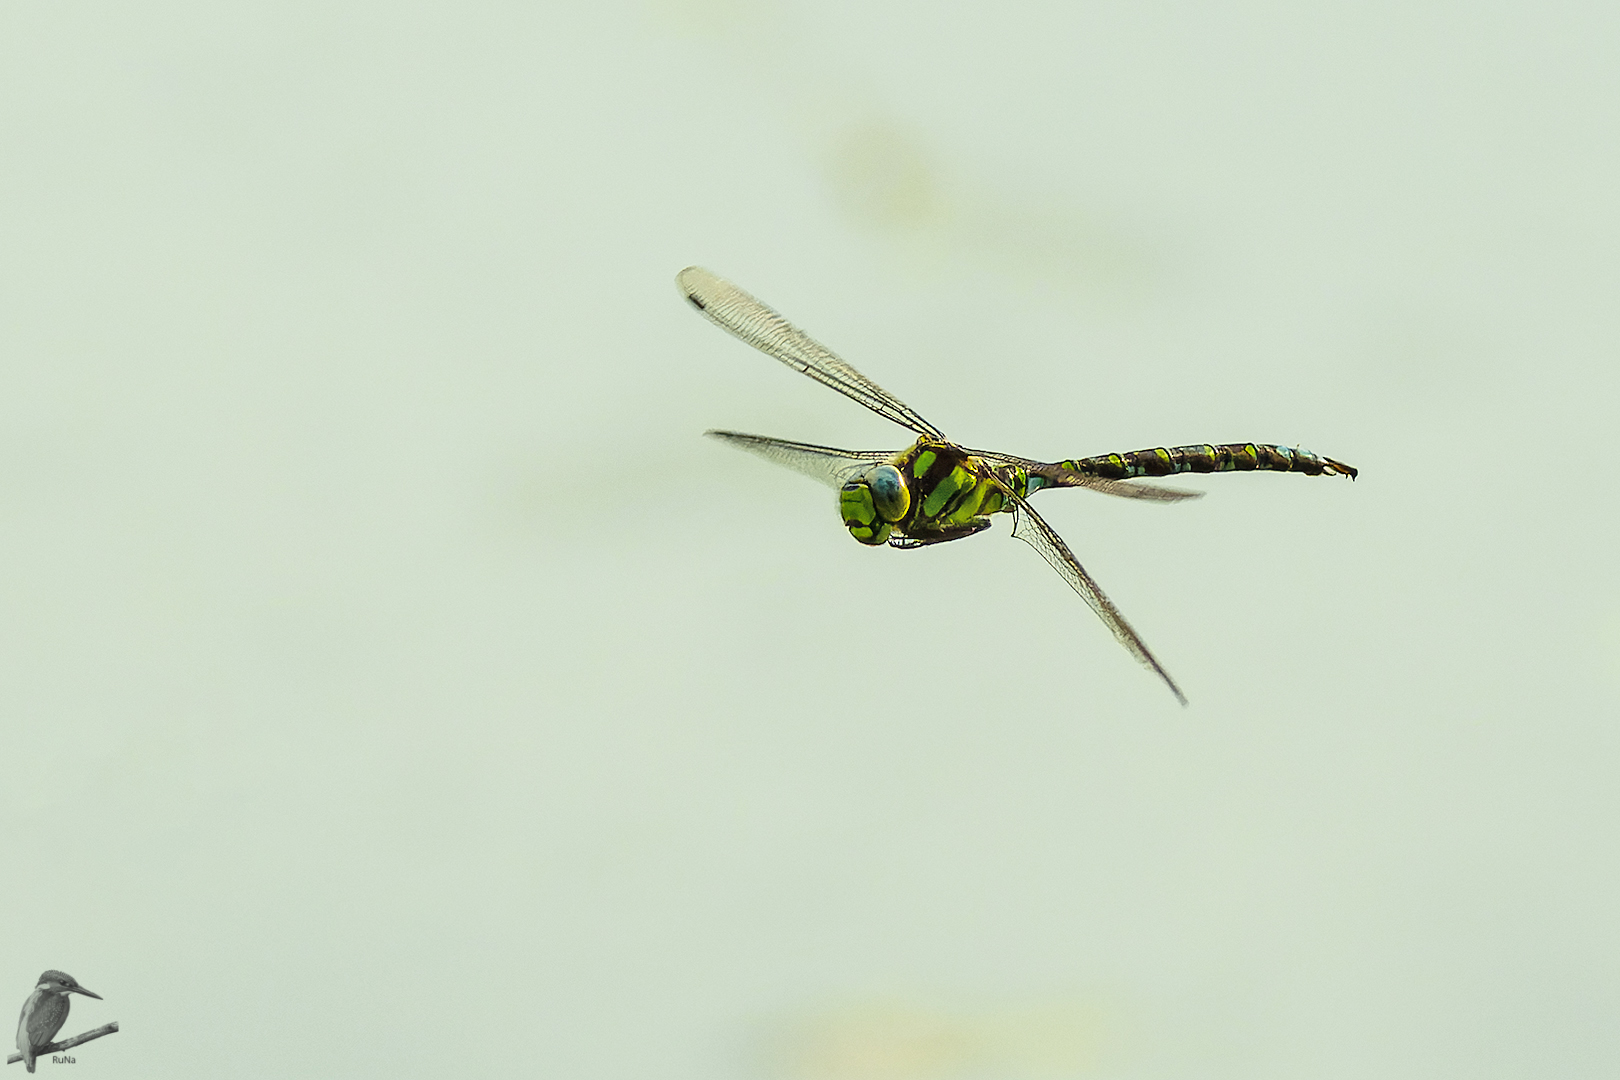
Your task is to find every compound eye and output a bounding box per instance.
[839,481,889,545]
[867,464,910,522]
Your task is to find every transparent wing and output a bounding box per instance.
[679,267,948,440]
[969,448,1205,503]
[1007,491,1188,705]
[706,430,893,490]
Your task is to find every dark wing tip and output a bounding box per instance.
[1150,661,1189,706]
[676,266,714,310]
[703,429,760,449]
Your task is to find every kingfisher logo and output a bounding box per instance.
[9,972,119,1073]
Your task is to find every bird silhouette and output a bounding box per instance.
[15,971,100,1073]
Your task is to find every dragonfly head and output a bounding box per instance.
[840,464,911,546]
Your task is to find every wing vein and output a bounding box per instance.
[705,430,894,489]
[1008,492,1188,705]
[680,267,947,439]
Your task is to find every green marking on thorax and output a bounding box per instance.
[921,465,969,518]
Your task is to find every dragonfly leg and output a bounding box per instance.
[888,518,994,549]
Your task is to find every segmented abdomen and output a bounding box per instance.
[1063,443,1357,480]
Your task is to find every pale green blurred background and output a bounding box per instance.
[2,2,1617,1077]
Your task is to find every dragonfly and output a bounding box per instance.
[680,267,1356,704]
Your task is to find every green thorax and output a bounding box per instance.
[838,438,1016,547]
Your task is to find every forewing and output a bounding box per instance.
[1008,492,1188,705]
[706,430,892,490]
[679,267,948,440]
[969,448,1203,503]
